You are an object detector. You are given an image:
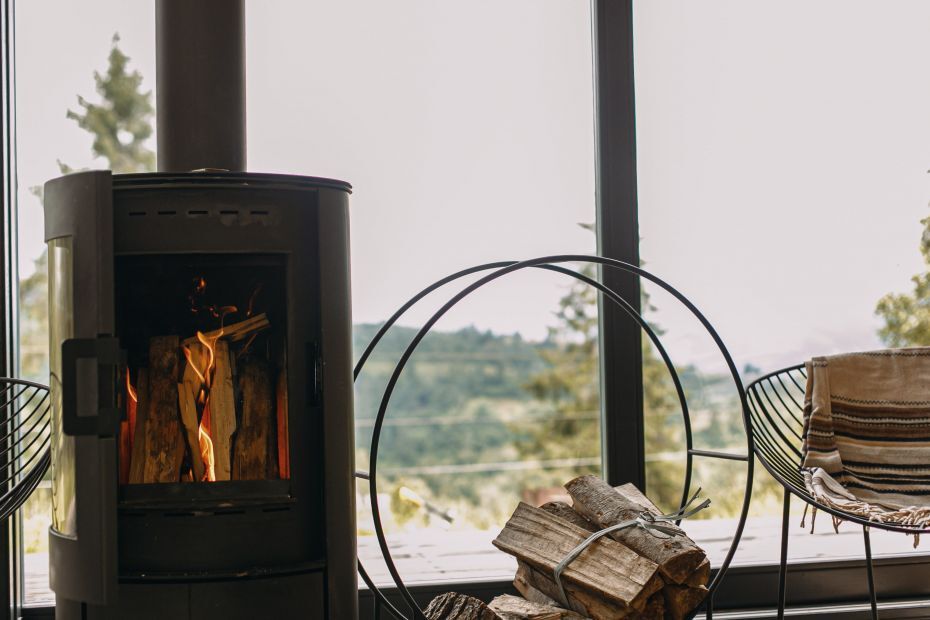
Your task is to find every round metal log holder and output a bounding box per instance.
[354,255,755,620]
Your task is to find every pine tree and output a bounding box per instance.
[65,33,155,174]
[19,34,154,380]
[517,256,686,509]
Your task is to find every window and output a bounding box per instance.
[6,1,930,616]
[247,0,599,586]
[635,0,930,579]
[13,0,155,607]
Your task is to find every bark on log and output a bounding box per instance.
[566,475,705,584]
[614,482,711,612]
[425,592,501,620]
[128,370,149,484]
[514,562,633,619]
[177,383,205,482]
[488,594,583,619]
[494,502,662,615]
[539,501,596,532]
[143,337,185,483]
[233,358,275,480]
[210,340,237,481]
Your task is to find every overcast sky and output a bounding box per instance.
[14,1,930,373]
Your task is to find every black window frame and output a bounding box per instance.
[4,1,930,618]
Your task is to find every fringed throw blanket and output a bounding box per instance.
[802,349,930,531]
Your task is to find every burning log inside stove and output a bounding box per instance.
[211,340,237,481]
[143,336,186,483]
[233,358,276,480]
[118,312,288,484]
[128,369,149,484]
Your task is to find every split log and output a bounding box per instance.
[663,584,708,620]
[143,337,185,483]
[685,559,710,588]
[566,475,705,584]
[638,593,665,620]
[233,358,276,480]
[488,594,583,619]
[539,501,596,532]
[514,562,633,619]
[276,366,289,478]
[494,502,662,616]
[181,313,269,347]
[425,592,500,620]
[614,482,710,602]
[177,383,205,482]
[128,370,149,484]
[210,340,237,481]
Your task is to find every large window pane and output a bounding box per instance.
[14,0,154,605]
[636,0,930,564]
[247,1,597,585]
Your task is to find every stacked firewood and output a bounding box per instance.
[120,313,289,484]
[425,475,709,620]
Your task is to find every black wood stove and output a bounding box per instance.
[43,2,357,618]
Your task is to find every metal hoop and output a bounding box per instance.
[355,255,755,619]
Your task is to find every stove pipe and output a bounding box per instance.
[156,0,246,172]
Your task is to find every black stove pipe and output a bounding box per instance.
[156,0,246,172]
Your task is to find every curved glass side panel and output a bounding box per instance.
[48,237,76,537]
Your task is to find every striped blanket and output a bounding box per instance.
[802,349,930,529]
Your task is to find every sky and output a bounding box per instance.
[13,0,930,374]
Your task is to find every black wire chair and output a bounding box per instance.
[745,364,925,620]
[0,379,51,522]
[353,255,756,620]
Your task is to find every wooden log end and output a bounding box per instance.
[662,584,708,620]
[425,592,501,620]
[488,594,584,620]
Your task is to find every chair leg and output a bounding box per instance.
[777,489,790,619]
[863,526,878,619]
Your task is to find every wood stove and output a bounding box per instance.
[43,2,357,619]
[44,171,356,619]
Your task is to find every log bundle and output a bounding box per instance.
[427,475,709,620]
[117,313,289,484]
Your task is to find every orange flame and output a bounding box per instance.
[125,368,138,403]
[199,426,216,482]
[183,330,223,482]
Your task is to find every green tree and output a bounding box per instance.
[65,34,155,173]
[876,214,930,345]
[515,259,687,509]
[19,34,154,381]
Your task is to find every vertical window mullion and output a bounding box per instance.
[1,0,17,616]
[593,0,645,489]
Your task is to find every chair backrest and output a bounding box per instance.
[0,379,51,522]
[745,365,808,494]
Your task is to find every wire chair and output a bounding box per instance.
[744,364,924,620]
[0,379,52,522]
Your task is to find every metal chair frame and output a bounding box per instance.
[0,379,51,523]
[745,364,930,620]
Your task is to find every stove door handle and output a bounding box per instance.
[61,336,120,437]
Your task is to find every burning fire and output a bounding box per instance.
[183,330,222,482]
